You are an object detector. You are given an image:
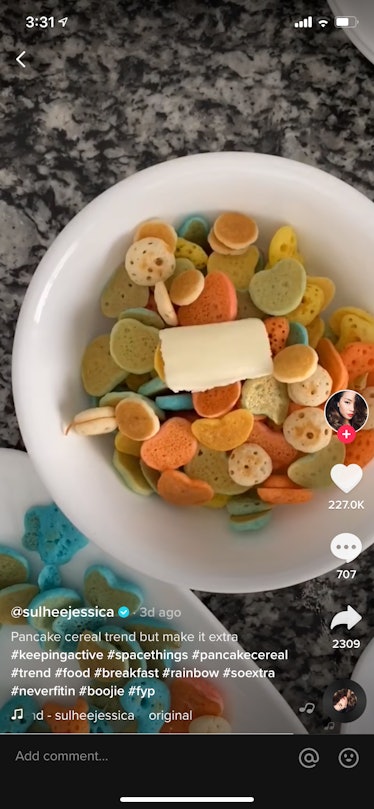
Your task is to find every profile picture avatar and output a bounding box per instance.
[324,389,368,432]
[333,688,357,713]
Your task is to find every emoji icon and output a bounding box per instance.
[338,748,359,769]
[330,605,362,630]
[330,533,362,563]
[330,463,363,493]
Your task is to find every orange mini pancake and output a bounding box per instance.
[339,342,374,387]
[264,316,290,356]
[157,469,214,506]
[344,429,374,468]
[257,487,313,504]
[249,419,300,472]
[192,381,241,418]
[178,271,237,326]
[43,698,89,733]
[140,417,197,471]
[316,337,349,394]
[261,474,302,489]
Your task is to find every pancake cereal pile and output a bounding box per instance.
[0,505,231,734]
[67,213,374,532]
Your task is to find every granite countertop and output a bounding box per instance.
[1,0,374,734]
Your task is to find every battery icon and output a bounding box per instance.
[334,16,359,28]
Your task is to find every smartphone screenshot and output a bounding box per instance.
[1,0,373,804]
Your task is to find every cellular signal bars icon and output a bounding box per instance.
[294,16,313,28]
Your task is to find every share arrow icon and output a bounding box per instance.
[330,605,362,630]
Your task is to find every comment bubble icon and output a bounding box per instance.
[330,533,362,563]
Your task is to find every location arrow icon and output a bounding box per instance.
[330,605,362,631]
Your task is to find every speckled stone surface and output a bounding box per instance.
[1,0,374,734]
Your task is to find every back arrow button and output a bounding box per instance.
[16,51,26,68]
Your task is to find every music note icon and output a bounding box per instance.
[324,721,335,730]
[299,701,315,714]
[11,707,24,721]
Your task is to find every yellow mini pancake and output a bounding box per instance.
[307,315,325,348]
[286,282,324,326]
[207,245,260,290]
[287,435,345,488]
[132,218,178,253]
[272,344,318,383]
[113,450,154,495]
[241,375,289,425]
[213,211,258,250]
[267,225,298,266]
[191,409,254,452]
[335,312,374,351]
[115,397,160,441]
[207,227,249,255]
[100,262,149,318]
[169,268,205,306]
[110,318,160,373]
[184,445,249,495]
[81,334,127,396]
[174,237,208,271]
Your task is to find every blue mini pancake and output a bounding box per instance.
[27,587,83,649]
[0,545,30,589]
[83,565,144,616]
[22,510,40,551]
[118,307,166,330]
[99,624,145,660]
[22,503,88,565]
[0,582,39,624]
[154,393,193,411]
[137,376,169,397]
[177,214,210,250]
[53,609,106,652]
[37,564,62,591]
[99,390,165,420]
[228,510,272,532]
[226,492,273,516]
[120,678,170,733]
[88,707,113,734]
[27,718,51,733]
[0,695,39,733]
[254,249,265,272]
[286,321,309,346]
[124,615,181,650]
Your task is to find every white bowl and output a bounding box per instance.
[12,152,374,593]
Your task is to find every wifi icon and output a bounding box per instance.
[317,17,331,28]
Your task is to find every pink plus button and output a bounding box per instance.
[337,425,356,444]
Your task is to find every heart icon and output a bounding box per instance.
[330,463,363,493]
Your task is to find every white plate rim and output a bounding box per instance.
[0,448,307,734]
[327,0,374,64]
[11,151,374,593]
